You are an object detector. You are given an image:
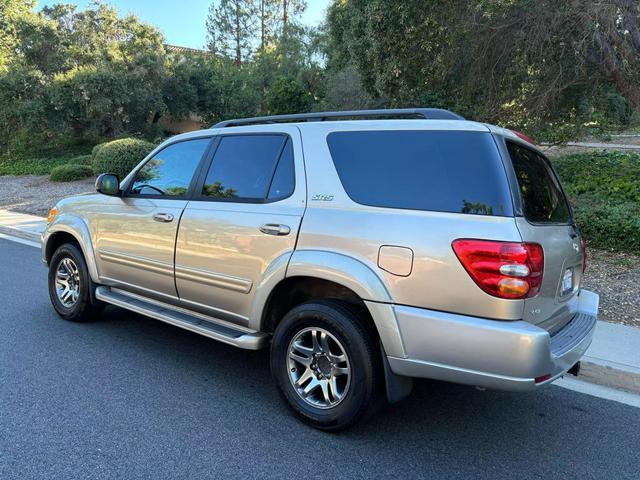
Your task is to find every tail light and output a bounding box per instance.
[581,238,587,273]
[452,239,544,299]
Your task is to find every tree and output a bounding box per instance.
[326,0,640,129]
[0,0,37,70]
[279,0,306,31]
[266,76,313,114]
[206,0,257,64]
[0,1,169,154]
[258,0,279,51]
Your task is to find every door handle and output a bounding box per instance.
[259,224,291,236]
[153,213,174,223]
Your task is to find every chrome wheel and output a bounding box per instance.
[287,327,351,409]
[55,257,80,308]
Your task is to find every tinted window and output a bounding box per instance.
[267,138,294,201]
[327,131,512,216]
[507,142,571,223]
[130,139,209,197]
[202,135,291,201]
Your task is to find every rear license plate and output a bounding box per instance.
[562,268,573,295]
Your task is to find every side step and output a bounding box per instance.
[95,286,269,350]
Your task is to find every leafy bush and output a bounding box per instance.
[49,163,94,182]
[92,138,155,178]
[91,143,107,161]
[552,151,640,252]
[73,154,92,165]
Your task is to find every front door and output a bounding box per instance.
[94,137,212,300]
[175,128,306,326]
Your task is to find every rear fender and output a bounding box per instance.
[286,250,406,358]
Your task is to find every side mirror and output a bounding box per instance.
[95,173,121,196]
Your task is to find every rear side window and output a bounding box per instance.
[202,135,293,201]
[507,142,571,223]
[327,130,512,216]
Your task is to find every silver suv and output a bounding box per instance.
[43,108,599,431]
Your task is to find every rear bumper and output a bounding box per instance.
[388,289,599,391]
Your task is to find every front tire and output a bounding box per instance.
[271,300,382,431]
[48,243,101,322]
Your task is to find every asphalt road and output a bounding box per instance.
[1,238,639,480]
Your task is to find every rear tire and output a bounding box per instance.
[48,243,101,322]
[270,299,383,431]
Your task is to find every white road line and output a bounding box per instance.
[554,376,640,408]
[0,232,41,248]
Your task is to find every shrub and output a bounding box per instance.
[552,150,640,253]
[49,163,94,182]
[73,154,92,165]
[92,138,155,178]
[91,143,107,161]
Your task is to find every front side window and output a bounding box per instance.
[507,142,571,223]
[202,135,294,201]
[130,138,210,197]
[327,130,513,216]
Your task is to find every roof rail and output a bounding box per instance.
[211,108,464,128]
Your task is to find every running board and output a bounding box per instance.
[95,286,269,350]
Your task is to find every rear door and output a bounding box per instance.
[174,128,306,326]
[505,141,584,333]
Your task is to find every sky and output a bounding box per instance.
[37,0,332,49]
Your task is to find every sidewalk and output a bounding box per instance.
[0,207,639,393]
[0,209,46,243]
[581,322,640,393]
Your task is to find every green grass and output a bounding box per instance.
[0,153,92,176]
[552,150,640,253]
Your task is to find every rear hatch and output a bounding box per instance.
[505,140,584,333]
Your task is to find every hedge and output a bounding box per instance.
[49,163,94,182]
[552,150,640,253]
[92,138,155,179]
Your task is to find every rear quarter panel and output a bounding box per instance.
[297,121,525,320]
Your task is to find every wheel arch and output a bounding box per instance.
[259,250,406,359]
[43,215,99,283]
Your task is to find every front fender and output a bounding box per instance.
[42,214,99,283]
[286,250,406,358]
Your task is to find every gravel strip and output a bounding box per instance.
[1,174,637,327]
[582,248,640,328]
[0,175,95,216]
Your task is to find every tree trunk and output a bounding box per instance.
[235,0,241,65]
[261,0,265,51]
[283,0,288,30]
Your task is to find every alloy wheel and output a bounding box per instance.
[55,257,80,308]
[287,327,351,409]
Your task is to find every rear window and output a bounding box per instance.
[507,142,571,224]
[327,130,512,216]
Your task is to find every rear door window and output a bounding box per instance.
[507,142,571,223]
[327,130,512,216]
[201,135,293,201]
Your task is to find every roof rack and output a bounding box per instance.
[212,108,464,128]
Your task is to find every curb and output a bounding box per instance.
[0,224,42,243]
[578,361,640,395]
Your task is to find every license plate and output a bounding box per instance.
[562,268,573,295]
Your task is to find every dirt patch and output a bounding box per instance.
[582,248,640,328]
[0,175,95,216]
